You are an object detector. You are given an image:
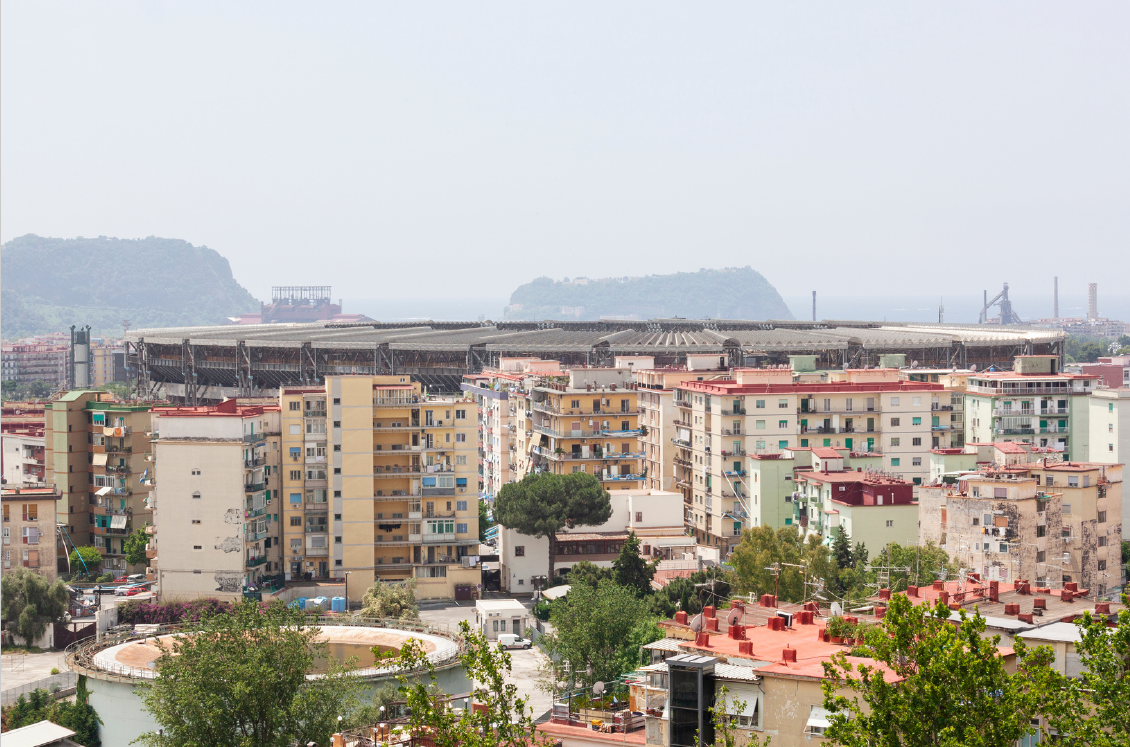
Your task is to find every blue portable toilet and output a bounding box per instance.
[297,597,309,610]
[331,596,346,613]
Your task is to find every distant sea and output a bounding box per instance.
[344,293,1130,327]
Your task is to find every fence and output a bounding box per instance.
[1,672,78,706]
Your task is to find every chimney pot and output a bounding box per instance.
[782,648,797,662]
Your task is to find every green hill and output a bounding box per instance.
[503,267,794,321]
[1,235,260,339]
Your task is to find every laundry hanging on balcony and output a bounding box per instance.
[378,523,402,532]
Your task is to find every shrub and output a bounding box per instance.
[117,598,232,626]
[50,667,60,675]
[96,573,115,583]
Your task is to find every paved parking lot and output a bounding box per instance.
[0,649,69,691]
[419,597,553,718]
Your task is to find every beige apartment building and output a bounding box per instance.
[919,458,1122,594]
[460,372,526,499]
[674,371,941,550]
[2,484,62,580]
[522,368,646,491]
[280,387,333,581]
[151,401,282,600]
[634,358,728,492]
[902,369,971,449]
[316,376,479,602]
[45,391,155,572]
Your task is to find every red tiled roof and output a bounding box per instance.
[811,447,845,459]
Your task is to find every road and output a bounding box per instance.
[419,596,553,718]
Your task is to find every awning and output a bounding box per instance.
[95,486,112,496]
[92,453,108,466]
[806,706,832,730]
[110,515,128,529]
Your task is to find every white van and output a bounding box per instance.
[497,633,532,650]
[127,574,147,583]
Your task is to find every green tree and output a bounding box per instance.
[0,568,69,645]
[4,677,102,746]
[729,525,831,602]
[564,559,613,588]
[609,617,664,677]
[392,620,552,747]
[359,579,419,620]
[68,546,103,574]
[539,579,655,686]
[710,684,771,747]
[123,528,150,567]
[821,593,1055,747]
[656,567,734,616]
[494,472,612,580]
[830,525,853,569]
[612,531,658,597]
[134,600,361,747]
[1038,592,1130,744]
[867,541,962,595]
[479,499,493,543]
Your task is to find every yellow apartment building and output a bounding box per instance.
[524,368,646,491]
[305,376,480,602]
[2,484,63,581]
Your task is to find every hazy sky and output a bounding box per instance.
[2,3,1127,304]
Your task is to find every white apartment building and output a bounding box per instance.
[461,372,525,500]
[151,401,282,601]
[497,489,689,592]
[1087,388,1130,477]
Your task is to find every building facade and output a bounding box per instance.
[460,373,523,500]
[327,375,479,602]
[2,402,47,487]
[964,355,1100,460]
[151,401,282,600]
[1087,388,1130,481]
[1,338,69,389]
[2,484,62,581]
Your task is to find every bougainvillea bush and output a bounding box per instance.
[117,598,232,625]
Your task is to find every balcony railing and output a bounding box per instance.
[246,555,269,568]
[422,532,456,543]
[305,547,330,556]
[244,481,266,493]
[245,529,269,541]
[600,473,643,483]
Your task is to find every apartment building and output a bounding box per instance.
[521,368,646,491]
[1,338,69,389]
[2,484,62,580]
[634,359,729,492]
[151,400,282,600]
[674,372,940,550]
[1087,388,1130,476]
[794,451,919,551]
[1065,355,1130,390]
[2,402,47,487]
[919,458,1122,593]
[460,372,525,499]
[90,341,127,387]
[964,355,1100,459]
[313,375,480,602]
[902,369,971,449]
[497,489,689,591]
[44,391,156,570]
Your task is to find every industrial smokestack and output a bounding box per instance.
[812,291,816,322]
[1053,276,1058,319]
[1088,283,1098,321]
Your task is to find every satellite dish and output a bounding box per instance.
[830,602,843,617]
[725,608,742,626]
[689,614,704,632]
[593,681,605,696]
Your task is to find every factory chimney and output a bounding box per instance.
[1088,283,1098,321]
[812,291,816,322]
[1053,276,1058,319]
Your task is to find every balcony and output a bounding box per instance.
[104,444,133,454]
[244,481,266,493]
[305,525,329,534]
[91,525,129,536]
[995,428,1035,435]
[719,408,746,416]
[243,432,267,443]
[246,555,269,568]
[145,543,157,559]
[244,456,264,468]
[724,470,747,477]
[671,438,691,449]
[306,547,330,557]
[423,532,456,543]
[720,449,747,457]
[246,506,268,519]
[719,428,742,436]
[601,473,643,483]
[104,464,132,475]
[246,529,269,541]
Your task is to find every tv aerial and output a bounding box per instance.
[689,614,704,633]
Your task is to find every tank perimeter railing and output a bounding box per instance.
[65,616,467,683]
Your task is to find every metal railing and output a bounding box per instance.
[1,672,77,706]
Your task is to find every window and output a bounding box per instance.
[778,399,788,408]
[890,418,900,427]
[290,538,302,550]
[912,457,922,466]
[456,455,467,465]
[290,517,301,526]
[755,399,765,409]
[1036,525,1046,537]
[193,545,202,550]
[999,543,1008,553]
[912,417,922,426]
[1098,560,1107,571]
[756,420,766,430]
[1037,550,1045,562]
[890,437,900,446]
[514,546,525,557]
[290,470,302,480]
[334,421,340,428]
[1062,503,1071,514]
[192,491,202,500]
[779,440,788,448]
[455,409,467,420]
[1068,476,1079,488]
[191,519,201,525]
[457,500,468,511]
[1098,511,1107,523]
[456,523,468,534]
[21,504,37,521]
[290,492,302,504]
[912,437,921,446]
[891,458,900,467]
[778,420,788,429]
[890,397,900,406]
[885,520,893,527]
[289,424,301,435]
[1098,535,1107,547]
[456,433,467,442]
[333,398,340,405]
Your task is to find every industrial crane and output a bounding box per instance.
[979,283,1023,325]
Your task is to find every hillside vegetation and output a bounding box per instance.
[503,267,793,321]
[1,235,259,339]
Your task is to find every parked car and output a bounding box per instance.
[115,584,145,596]
[127,574,147,583]
[497,633,532,650]
[125,586,146,597]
